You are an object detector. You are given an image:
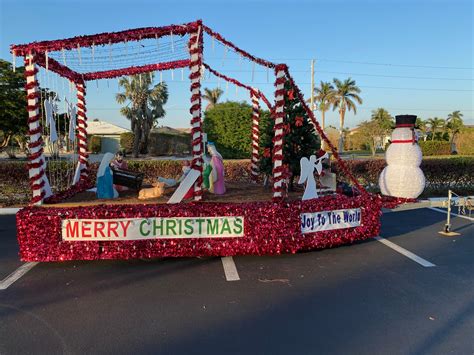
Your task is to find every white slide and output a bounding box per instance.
[167,169,200,204]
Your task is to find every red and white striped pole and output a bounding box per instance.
[250,89,260,182]
[73,81,89,184]
[188,21,204,201]
[272,64,287,200]
[24,53,51,204]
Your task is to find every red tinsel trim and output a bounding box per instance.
[29,126,42,135]
[188,25,204,200]
[27,159,44,169]
[27,115,41,124]
[83,60,190,81]
[28,150,43,161]
[203,25,276,69]
[16,193,381,261]
[29,190,45,205]
[11,21,197,56]
[31,180,45,191]
[381,195,418,209]
[26,92,41,100]
[29,169,44,183]
[24,67,39,76]
[203,63,254,93]
[27,104,40,111]
[76,126,87,135]
[35,54,84,84]
[23,54,37,64]
[28,140,42,149]
[25,81,38,90]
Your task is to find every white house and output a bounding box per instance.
[87,119,130,154]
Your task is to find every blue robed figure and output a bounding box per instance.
[96,152,118,199]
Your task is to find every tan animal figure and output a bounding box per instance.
[138,182,166,200]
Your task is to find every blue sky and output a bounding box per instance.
[1,0,472,129]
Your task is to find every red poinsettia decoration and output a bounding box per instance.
[295,116,304,127]
[287,89,294,100]
[263,147,271,158]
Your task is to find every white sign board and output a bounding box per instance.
[62,216,244,241]
[301,208,361,234]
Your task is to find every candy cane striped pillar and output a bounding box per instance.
[188,22,204,201]
[24,53,51,204]
[250,89,260,182]
[272,65,287,200]
[73,82,89,184]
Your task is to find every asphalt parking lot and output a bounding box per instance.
[0,208,473,355]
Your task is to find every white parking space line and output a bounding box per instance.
[0,262,38,290]
[0,208,20,215]
[221,256,240,281]
[428,207,474,222]
[375,236,436,268]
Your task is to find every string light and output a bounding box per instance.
[77,44,82,65]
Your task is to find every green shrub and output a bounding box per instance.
[120,132,134,153]
[88,135,101,153]
[2,157,473,207]
[334,157,474,196]
[203,101,271,159]
[419,141,451,156]
[148,131,191,156]
[457,128,474,155]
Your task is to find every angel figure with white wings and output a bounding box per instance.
[298,152,329,200]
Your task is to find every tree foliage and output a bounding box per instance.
[445,110,464,147]
[259,81,320,188]
[0,59,28,153]
[332,77,363,152]
[350,108,394,155]
[203,101,270,158]
[202,87,223,111]
[116,73,168,157]
[309,81,335,131]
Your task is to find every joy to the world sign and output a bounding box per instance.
[62,216,244,241]
[301,208,361,234]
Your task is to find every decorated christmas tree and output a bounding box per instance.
[260,81,320,189]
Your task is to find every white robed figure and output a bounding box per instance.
[44,98,59,143]
[298,152,329,200]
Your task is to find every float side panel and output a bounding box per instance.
[16,195,381,261]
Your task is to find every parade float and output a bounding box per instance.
[11,20,389,262]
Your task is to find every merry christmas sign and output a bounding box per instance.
[62,216,244,241]
[301,208,361,234]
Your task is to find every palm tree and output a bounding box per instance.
[116,73,168,157]
[332,78,363,152]
[202,88,223,110]
[370,108,393,150]
[446,110,464,150]
[415,117,428,141]
[427,117,445,141]
[310,81,335,130]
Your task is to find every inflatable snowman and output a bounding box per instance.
[379,115,425,198]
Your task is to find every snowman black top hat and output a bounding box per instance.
[395,115,417,127]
